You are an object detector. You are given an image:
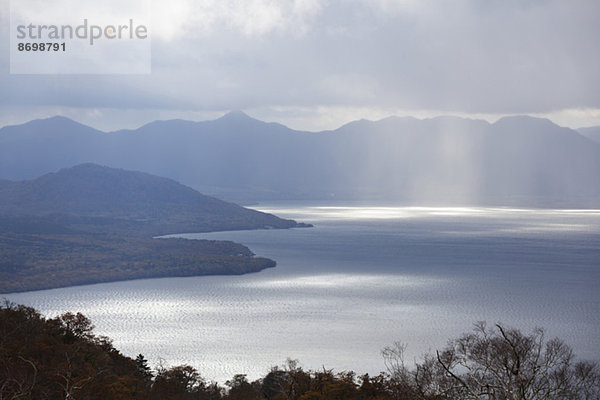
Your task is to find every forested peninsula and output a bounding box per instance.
[0,164,309,293]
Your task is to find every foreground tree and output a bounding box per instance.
[0,301,151,399]
[224,374,262,400]
[3,301,598,400]
[410,322,600,400]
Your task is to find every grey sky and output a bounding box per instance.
[1,0,599,130]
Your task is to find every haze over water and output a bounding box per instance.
[6,204,600,383]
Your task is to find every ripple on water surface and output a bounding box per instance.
[6,206,600,383]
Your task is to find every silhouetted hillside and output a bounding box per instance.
[0,163,307,236]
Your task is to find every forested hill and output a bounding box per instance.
[0,163,308,236]
[0,164,310,293]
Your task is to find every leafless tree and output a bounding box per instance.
[412,322,600,400]
[0,356,38,400]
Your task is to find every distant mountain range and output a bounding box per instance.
[578,126,600,145]
[1,112,599,206]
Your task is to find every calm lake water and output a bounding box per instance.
[6,204,600,383]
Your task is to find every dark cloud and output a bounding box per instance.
[1,0,599,126]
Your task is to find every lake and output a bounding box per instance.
[5,204,600,383]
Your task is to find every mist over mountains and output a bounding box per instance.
[1,112,599,206]
[579,126,600,145]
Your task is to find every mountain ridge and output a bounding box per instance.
[1,113,599,206]
[578,126,600,144]
[1,112,591,136]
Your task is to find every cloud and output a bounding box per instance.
[151,0,323,40]
[1,0,599,128]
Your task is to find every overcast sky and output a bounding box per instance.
[1,0,599,131]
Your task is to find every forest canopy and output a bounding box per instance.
[0,233,275,293]
[1,302,598,400]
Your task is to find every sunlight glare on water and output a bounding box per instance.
[6,205,600,383]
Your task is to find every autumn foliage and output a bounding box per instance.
[1,302,598,400]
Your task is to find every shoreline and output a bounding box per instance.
[0,230,284,295]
